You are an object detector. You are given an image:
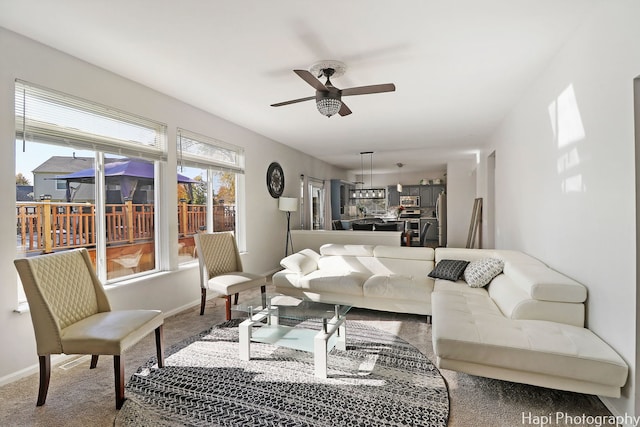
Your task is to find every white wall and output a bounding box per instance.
[446,160,477,247]
[0,28,346,383]
[478,2,639,418]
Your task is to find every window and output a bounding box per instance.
[176,128,245,261]
[15,80,167,288]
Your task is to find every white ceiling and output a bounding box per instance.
[0,0,600,174]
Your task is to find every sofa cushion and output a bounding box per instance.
[296,270,368,296]
[504,263,586,303]
[435,248,498,264]
[320,244,375,257]
[373,245,434,261]
[364,274,434,301]
[317,255,377,275]
[428,259,469,281]
[298,248,321,263]
[432,291,628,389]
[464,258,505,288]
[434,279,489,296]
[280,252,318,276]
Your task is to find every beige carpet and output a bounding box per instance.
[0,285,616,427]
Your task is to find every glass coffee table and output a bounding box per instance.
[234,294,351,378]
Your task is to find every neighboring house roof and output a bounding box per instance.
[16,185,34,201]
[32,156,94,174]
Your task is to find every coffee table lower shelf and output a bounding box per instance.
[239,318,347,378]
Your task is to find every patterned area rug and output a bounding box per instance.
[115,320,449,427]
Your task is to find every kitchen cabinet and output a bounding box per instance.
[400,185,420,196]
[431,184,445,205]
[419,184,445,207]
[387,185,399,206]
[419,186,433,207]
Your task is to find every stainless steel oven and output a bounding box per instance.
[406,219,421,244]
[399,196,420,207]
[400,208,422,244]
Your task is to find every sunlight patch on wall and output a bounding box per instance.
[548,84,586,148]
[561,174,583,193]
[557,147,580,173]
[549,84,586,193]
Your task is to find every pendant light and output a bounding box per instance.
[396,163,403,193]
[354,151,385,199]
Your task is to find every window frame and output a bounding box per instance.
[176,128,246,253]
[14,80,168,284]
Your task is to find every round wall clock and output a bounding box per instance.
[266,162,285,198]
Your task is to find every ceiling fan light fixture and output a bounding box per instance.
[316,98,342,117]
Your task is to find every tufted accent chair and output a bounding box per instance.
[194,232,266,318]
[14,248,164,409]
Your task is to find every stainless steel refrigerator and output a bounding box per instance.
[436,192,447,247]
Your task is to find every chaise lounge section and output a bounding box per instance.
[273,244,628,397]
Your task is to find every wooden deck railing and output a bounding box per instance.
[17,200,235,254]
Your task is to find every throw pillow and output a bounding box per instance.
[298,248,321,263]
[280,252,317,275]
[428,259,469,281]
[464,258,505,288]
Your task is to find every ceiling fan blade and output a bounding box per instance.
[338,102,352,116]
[341,83,396,97]
[271,96,315,107]
[294,69,328,92]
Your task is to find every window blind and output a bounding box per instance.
[15,79,167,160]
[177,128,245,174]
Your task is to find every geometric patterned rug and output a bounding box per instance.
[115,320,449,427]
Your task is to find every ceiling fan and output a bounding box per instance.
[271,60,396,117]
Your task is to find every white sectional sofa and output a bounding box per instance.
[272,244,629,398]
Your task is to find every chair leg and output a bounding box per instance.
[90,355,99,369]
[200,288,207,315]
[234,292,239,305]
[225,295,232,320]
[114,355,125,409]
[261,285,267,308]
[155,325,165,368]
[36,355,50,406]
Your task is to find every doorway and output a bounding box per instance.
[308,178,325,230]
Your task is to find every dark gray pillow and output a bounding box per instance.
[428,259,469,281]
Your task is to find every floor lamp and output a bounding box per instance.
[279,197,298,257]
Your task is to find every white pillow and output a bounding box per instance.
[280,252,317,275]
[463,258,504,288]
[298,248,321,263]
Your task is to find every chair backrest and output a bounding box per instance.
[352,222,374,231]
[419,222,432,247]
[194,232,243,286]
[374,222,401,231]
[14,249,111,355]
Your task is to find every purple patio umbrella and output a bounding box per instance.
[56,159,197,202]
